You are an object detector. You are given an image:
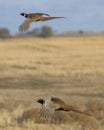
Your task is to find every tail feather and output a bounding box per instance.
[70,108,92,116]
[66,105,92,116]
[41,16,65,21]
[55,105,92,117]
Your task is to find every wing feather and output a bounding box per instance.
[19,19,34,32]
[39,99,56,118]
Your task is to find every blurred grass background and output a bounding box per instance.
[0,35,104,130]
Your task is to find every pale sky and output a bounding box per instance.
[0,0,104,34]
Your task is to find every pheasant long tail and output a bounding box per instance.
[41,17,65,21]
[70,108,92,116]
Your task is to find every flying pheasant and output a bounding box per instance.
[37,96,92,118]
[19,12,65,32]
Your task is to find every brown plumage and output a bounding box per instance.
[20,13,50,19]
[37,96,92,118]
[19,12,65,32]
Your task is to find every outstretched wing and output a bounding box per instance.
[19,19,34,32]
[39,99,57,118]
[40,16,65,21]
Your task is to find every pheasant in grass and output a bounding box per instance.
[37,96,92,118]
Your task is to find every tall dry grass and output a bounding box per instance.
[0,35,104,130]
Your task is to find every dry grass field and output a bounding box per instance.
[0,35,104,130]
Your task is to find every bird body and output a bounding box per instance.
[20,13,50,19]
[19,12,65,32]
[37,96,92,118]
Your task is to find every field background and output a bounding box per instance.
[0,35,104,130]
